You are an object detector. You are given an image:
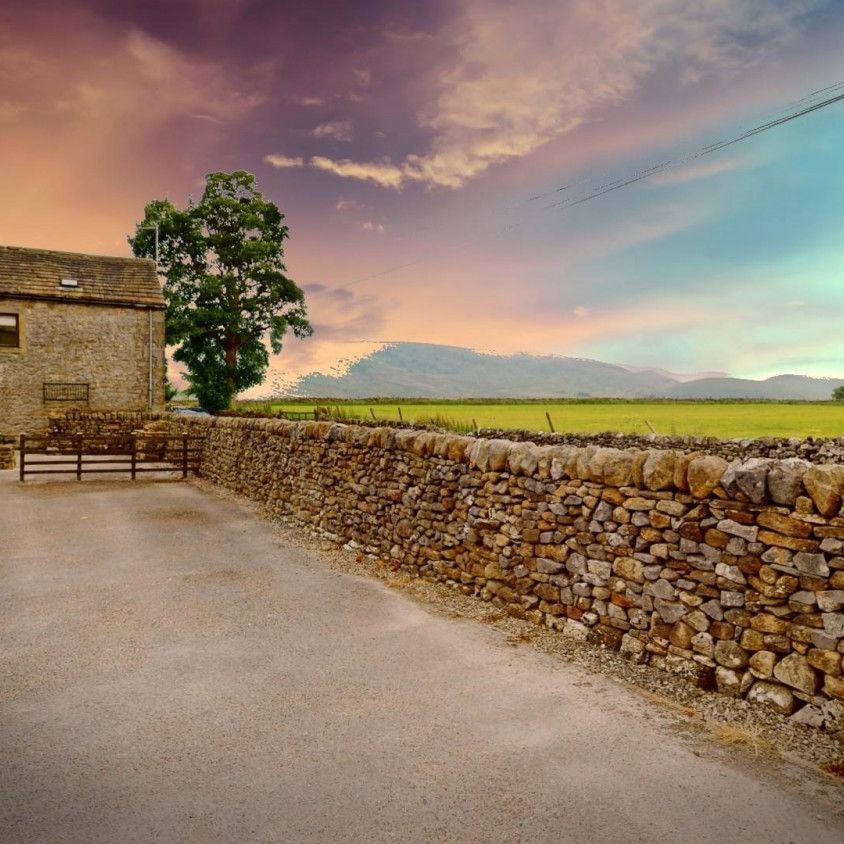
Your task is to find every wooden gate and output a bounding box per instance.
[18,433,203,481]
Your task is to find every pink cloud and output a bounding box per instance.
[299,0,818,190]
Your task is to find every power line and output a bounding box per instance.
[339,81,844,288]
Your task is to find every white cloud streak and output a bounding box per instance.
[312,119,354,141]
[264,153,304,168]
[310,156,405,188]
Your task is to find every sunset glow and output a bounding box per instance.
[2,0,843,390]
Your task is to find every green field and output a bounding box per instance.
[239,399,844,439]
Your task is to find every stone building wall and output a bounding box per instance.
[176,415,844,728]
[0,298,166,435]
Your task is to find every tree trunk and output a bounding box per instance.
[224,336,238,408]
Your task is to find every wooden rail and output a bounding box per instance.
[19,433,203,482]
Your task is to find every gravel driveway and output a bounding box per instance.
[2,469,843,842]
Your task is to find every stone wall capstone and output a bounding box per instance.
[174,415,844,730]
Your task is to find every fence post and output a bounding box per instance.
[182,434,188,478]
[131,434,137,481]
[545,411,556,433]
[76,435,83,481]
[19,434,25,482]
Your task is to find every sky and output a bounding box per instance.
[2,0,843,392]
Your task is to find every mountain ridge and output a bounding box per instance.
[281,342,844,400]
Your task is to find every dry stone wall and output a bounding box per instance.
[0,442,14,469]
[177,415,844,730]
[47,410,166,439]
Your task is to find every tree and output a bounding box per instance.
[833,385,844,401]
[129,171,312,412]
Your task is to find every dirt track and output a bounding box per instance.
[2,469,843,842]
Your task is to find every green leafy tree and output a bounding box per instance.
[129,171,312,412]
[833,385,844,401]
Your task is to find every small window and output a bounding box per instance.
[0,313,19,348]
[59,278,79,288]
[43,383,90,402]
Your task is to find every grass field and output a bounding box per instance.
[239,399,844,439]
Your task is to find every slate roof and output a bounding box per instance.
[0,245,164,308]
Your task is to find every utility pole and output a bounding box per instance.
[139,223,159,266]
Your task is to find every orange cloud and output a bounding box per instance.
[0,6,264,254]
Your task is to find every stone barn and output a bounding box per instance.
[0,245,166,435]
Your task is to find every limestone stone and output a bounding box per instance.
[757,530,818,553]
[683,610,710,633]
[623,497,653,511]
[620,635,646,662]
[506,442,532,474]
[740,628,764,651]
[487,439,514,472]
[715,666,742,697]
[691,632,714,657]
[734,458,771,504]
[822,612,844,638]
[642,450,676,491]
[700,600,724,621]
[602,450,635,487]
[803,465,844,517]
[714,639,748,669]
[668,621,695,649]
[824,675,844,700]
[467,439,490,472]
[817,591,844,612]
[612,556,644,584]
[720,591,744,608]
[749,650,776,679]
[687,455,728,499]
[773,653,818,695]
[673,452,697,492]
[647,579,675,600]
[716,519,758,543]
[747,681,796,715]
[793,552,829,578]
[756,511,812,539]
[807,648,841,677]
[718,460,742,499]
[790,705,824,728]
[767,459,811,506]
[654,599,686,624]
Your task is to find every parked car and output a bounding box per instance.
[172,407,211,417]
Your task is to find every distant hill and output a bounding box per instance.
[664,374,844,401]
[285,342,844,400]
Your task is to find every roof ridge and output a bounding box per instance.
[0,244,155,266]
